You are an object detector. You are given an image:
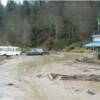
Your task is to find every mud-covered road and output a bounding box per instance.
[0,53,100,100]
[0,56,47,100]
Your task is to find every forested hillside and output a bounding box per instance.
[0,1,100,49]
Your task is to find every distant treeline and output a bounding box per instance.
[0,1,99,49]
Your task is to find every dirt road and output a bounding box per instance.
[0,53,100,100]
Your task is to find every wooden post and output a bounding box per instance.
[98,48,100,60]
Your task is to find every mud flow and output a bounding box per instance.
[0,53,100,100]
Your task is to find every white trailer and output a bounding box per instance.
[0,46,21,56]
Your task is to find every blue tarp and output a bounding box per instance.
[84,41,100,47]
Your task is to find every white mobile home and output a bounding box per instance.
[0,46,21,56]
[92,35,100,42]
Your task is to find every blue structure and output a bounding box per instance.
[84,35,100,60]
[84,41,100,47]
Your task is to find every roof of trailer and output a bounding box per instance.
[92,35,100,38]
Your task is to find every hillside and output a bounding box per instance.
[0,1,99,49]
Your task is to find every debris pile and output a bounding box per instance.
[48,73,100,82]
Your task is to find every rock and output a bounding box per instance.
[7,83,14,86]
[37,74,42,78]
[87,90,95,95]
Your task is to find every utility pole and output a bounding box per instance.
[98,24,99,33]
[97,16,100,33]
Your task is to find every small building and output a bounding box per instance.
[92,35,100,42]
[84,35,100,60]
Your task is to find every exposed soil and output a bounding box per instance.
[0,52,100,100]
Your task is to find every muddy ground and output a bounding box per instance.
[0,52,100,100]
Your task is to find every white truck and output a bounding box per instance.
[0,46,21,56]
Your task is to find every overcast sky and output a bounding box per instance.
[1,0,23,6]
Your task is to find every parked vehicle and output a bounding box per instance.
[27,48,44,56]
[0,46,21,56]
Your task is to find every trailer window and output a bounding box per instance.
[16,48,20,51]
